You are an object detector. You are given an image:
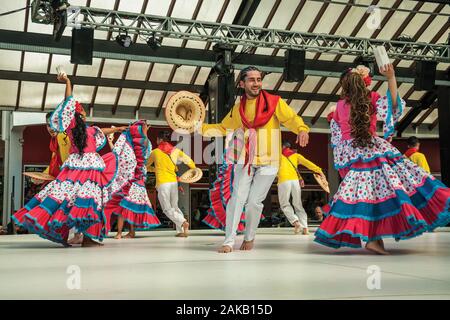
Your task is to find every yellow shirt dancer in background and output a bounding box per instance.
[278,141,325,235]
[146,131,195,237]
[404,136,430,173]
[43,112,71,178]
[200,66,310,253]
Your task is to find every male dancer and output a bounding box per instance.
[200,66,310,253]
[404,136,430,173]
[147,131,195,237]
[278,141,325,235]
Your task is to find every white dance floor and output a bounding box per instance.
[1,228,449,300]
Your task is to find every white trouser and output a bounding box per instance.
[157,182,186,233]
[223,164,278,248]
[278,180,308,228]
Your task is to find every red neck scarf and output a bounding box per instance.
[48,136,62,177]
[282,147,296,158]
[158,141,174,155]
[239,90,279,129]
[405,147,418,158]
[239,90,280,173]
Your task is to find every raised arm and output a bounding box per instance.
[49,75,77,133]
[379,64,398,107]
[57,73,72,99]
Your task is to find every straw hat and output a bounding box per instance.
[314,174,330,193]
[178,168,203,184]
[165,91,205,134]
[23,172,55,184]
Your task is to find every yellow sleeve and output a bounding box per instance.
[177,150,196,169]
[297,154,322,174]
[146,151,156,173]
[43,166,50,174]
[200,105,241,137]
[57,133,71,163]
[275,99,310,134]
[416,153,430,173]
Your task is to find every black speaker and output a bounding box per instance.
[414,60,437,91]
[71,27,94,65]
[283,49,305,82]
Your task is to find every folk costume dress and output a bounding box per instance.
[314,90,450,249]
[13,96,131,245]
[104,121,160,231]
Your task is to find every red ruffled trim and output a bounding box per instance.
[14,207,71,243]
[318,188,450,247]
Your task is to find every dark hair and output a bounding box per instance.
[45,112,52,125]
[239,66,262,82]
[340,71,374,149]
[282,141,291,148]
[158,130,171,142]
[407,136,419,147]
[72,112,87,156]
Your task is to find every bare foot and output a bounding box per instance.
[62,241,72,248]
[124,232,135,239]
[81,236,104,247]
[182,221,189,237]
[365,241,389,255]
[68,233,83,245]
[114,233,122,240]
[302,228,309,235]
[218,245,233,253]
[377,239,385,250]
[294,222,301,234]
[175,233,188,238]
[240,240,254,251]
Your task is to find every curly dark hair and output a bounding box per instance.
[239,66,262,82]
[72,112,87,156]
[340,71,374,148]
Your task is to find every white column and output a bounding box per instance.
[1,112,24,226]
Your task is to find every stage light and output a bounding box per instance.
[147,33,162,50]
[116,31,132,48]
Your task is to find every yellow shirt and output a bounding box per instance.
[43,133,71,175]
[201,98,309,166]
[278,153,323,185]
[146,148,196,187]
[408,152,430,173]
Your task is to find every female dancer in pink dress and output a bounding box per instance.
[13,74,128,247]
[315,64,450,254]
[104,120,161,239]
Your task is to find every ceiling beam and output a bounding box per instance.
[0,70,423,109]
[1,30,448,84]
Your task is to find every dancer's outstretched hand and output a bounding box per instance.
[379,63,395,79]
[297,131,309,147]
[300,180,305,188]
[57,73,69,82]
